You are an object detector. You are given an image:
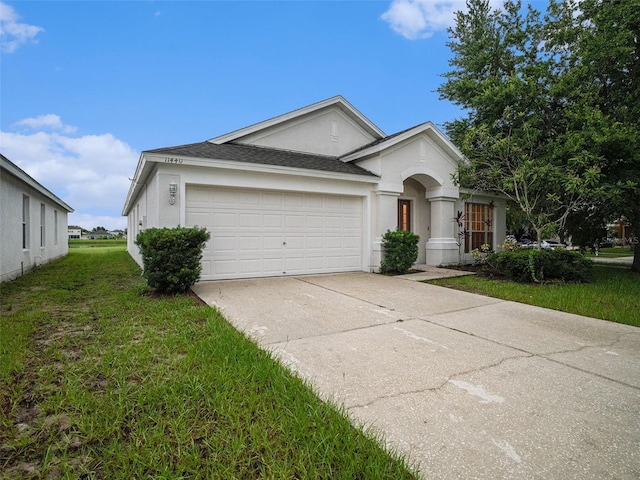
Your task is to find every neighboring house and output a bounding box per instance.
[68,226,82,239]
[122,96,506,281]
[610,219,634,246]
[1,154,74,282]
[87,230,114,239]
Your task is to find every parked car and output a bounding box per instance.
[519,237,535,247]
[541,240,566,250]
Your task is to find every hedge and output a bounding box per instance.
[135,226,211,294]
[379,230,420,275]
[481,249,593,283]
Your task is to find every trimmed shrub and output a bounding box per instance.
[482,249,593,283]
[135,226,211,294]
[379,230,420,274]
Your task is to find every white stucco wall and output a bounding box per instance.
[1,171,70,282]
[237,107,377,157]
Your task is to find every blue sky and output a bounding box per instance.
[1,0,528,231]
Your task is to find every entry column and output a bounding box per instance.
[372,190,401,270]
[425,190,459,265]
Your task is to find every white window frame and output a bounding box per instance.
[22,195,30,250]
[40,203,46,248]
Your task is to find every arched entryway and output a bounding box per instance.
[399,172,442,264]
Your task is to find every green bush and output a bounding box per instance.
[482,248,593,283]
[379,230,420,274]
[135,227,211,294]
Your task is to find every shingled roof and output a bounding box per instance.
[146,141,377,178]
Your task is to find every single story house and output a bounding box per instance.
[122,96,506,281]
[86,230,115,240]
[1,153,73,282]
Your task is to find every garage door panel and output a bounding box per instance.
[262,257,284,273]
[213,189,237,205]
[344,255,361,268]
[239,213,262,228]
[238,236,261,251]
[305,236,324,249]
[325,216,343,229]
[213,236,238,253]
[259,236,282,251]
[263,214,284,228]
[262,192,283,206]
[344,236,361,248]
[304,195,323,208]
[285,236,305,249]
[200,259,212,276]
[306,215,324,229]
[187,211,212,227]
[212,212,236,227]
[325,236,343,249]
[285,194,304,208]
[186,186,363,280]
[188,186,214,205]
[238,191,261,205]
[212,259,240,275]
[285,215,304,228]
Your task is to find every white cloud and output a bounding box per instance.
[14,114,78,134]
[0,2,44,53]
[0,124,139,231]
[381,0,502,40]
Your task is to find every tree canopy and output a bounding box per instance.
[439,0,639,271]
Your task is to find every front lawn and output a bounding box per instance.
[0,248,417,479]
[585,247,635,258]
[426,265,639,327]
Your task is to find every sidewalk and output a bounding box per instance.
[591,255,634,265]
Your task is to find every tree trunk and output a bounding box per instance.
[630,222,639,273]
[535,228,543,250]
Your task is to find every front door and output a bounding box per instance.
[398,199,411,231]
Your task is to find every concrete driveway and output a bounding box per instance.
[192,272,640,479]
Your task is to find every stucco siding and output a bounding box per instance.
[1,171,69,282]
[237,108,376,157]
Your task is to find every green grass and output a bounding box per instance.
[584,246,635,258]
[427,265,640,327]
[69,238,127,248]
[1,248,417,479]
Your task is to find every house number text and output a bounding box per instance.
[164,157,183,164]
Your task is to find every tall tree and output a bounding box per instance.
[439,0,602,247]
[441,0,639,272]
[546,0,640,271]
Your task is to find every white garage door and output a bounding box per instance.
[186,185,363,280]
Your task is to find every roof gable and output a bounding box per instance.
[340,122,464,167]
[208,96,385,157]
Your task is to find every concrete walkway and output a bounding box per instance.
[192,272,640,479]
[592,255,634,265]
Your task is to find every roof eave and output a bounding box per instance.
[122,153,378,216]
[341,122,464,165]
[1,154,74,212]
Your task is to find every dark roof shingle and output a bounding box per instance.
[146,142,377,177]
